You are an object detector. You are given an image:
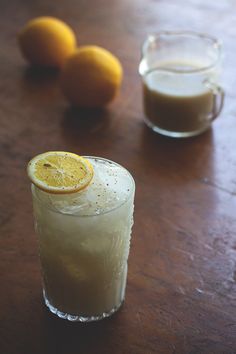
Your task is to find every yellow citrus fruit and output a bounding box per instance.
[60,45,123,107]
[27,151,94,194]
[18,17,76,68]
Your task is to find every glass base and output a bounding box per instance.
[43,291,124,322]
[144,118,210,138]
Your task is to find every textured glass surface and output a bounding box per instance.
[32,157,135,321]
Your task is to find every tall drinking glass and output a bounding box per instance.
[31,157,135,322]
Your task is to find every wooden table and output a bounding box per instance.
[1,0,236,353]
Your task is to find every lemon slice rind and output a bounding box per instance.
[27,151,94,194]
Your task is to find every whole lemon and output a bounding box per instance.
[18,17,76,67]
[60,46,123,107]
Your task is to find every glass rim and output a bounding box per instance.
[139,30,222,76]
[31,156,135,218]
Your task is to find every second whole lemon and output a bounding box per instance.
[60,46,123,107]
[18,17,76,68]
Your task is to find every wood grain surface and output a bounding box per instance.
[1,0,236,353]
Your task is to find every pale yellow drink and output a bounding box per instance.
[32,157,135,321]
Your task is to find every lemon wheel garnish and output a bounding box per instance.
[27,151,94,194]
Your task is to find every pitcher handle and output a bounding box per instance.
[204,80,225,121]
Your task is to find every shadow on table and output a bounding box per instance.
[20,66,60,101]
[23,66,59,82]
[138,124,215,176]
[140,124,214,155]
[61,106,112,145]
[41,307,124,354]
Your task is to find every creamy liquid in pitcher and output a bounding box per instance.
[143,61,214,134]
